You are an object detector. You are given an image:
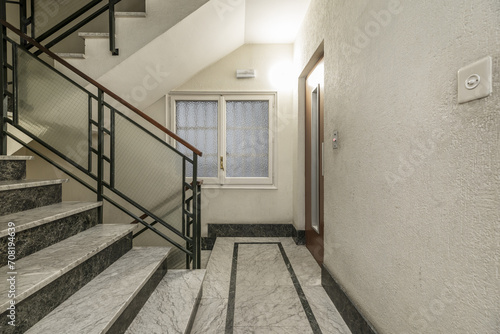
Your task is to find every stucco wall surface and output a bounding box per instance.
[294,1,500,333]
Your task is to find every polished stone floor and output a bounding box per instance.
[192,238,351,334]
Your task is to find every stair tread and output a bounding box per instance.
[78,32,110,38]
[26,247,171,334]
[126,269,206,334]
[0,202,102,238]
[115,11,146,17]
[55,52,86,59]
[0,156,33,161]
[0,179,68,191]
[0,224,135,309]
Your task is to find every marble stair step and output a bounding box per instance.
[0,179,68,215]
[78,32,111,39]
[55,52,86,59]
[115,11,146,17]
[126,269,206,334]
[0,224,135,310]
[0,202,101,237]
[0,179,68,191]
[0,156,34,160]
[0,156,33,181]
[0,202,102,265]
[27,247,171,334]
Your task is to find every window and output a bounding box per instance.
[171,92,276,187]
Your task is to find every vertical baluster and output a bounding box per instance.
[110,108,115,188]
[19,0,27,45]
[192,154,199,269]
[108,0,118,55]
[12,44,17,125]
[88,95,93,173]
[30,0,34,38]
[97,90,104,224]
[182,158,188,268]
[197,180,202,265]
[0,6,6,155]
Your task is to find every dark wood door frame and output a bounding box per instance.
[305,57,324,265]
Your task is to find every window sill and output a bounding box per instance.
[200,184,278,190]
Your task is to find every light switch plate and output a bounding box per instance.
[458,56,492,104]
[332,131,338,149]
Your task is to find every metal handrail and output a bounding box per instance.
[0,19,203,157]
[0,13,203,268]
[26,0,105,47]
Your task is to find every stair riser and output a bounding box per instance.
[107,258,168,334]
[0,184,62,215]
[0,208,99,266]
[0,161,26,181]
[185,287,203,334]
[0,233,133,334]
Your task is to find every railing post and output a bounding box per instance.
[192,154,200,269]
[0,3,7,155]
[108,0,118,55]
[19,0,27,45]
[97,89,105,224]
[30,0,35,38]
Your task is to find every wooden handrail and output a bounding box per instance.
[130,213,149,224]
[0,19,203,157]
[185,180,203,191]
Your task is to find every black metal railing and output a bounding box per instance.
[0,18,203,268]
[8,0,121,56]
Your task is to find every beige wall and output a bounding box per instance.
[294,1,499,333]
[173,43,295,236]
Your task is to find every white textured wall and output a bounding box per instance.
[174,44,295,236]
[294,1,499,333]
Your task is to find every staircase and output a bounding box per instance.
[54,0,245,110]
[55,0,210,86]
[0,156,205,333]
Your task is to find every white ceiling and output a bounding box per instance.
[244,0,312,44]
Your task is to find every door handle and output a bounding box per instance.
[220,156,224,171]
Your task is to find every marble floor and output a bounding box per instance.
[192,238,351,334]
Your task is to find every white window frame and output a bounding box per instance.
[169,91,277,189]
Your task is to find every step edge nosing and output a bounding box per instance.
[0,226,134,309]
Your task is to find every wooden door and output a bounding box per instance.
[305,57,324,264]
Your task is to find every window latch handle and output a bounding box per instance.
[220,156,224,171]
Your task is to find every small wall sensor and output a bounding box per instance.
[236,69,256,79]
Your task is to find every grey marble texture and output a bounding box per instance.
[0,224,135,310]
[236,244,293,286]
[200,250,211,269]
[0,155,34,160]
[0,160,26,181]
[0,201,102,237]
[234,286,309,327]
[303,287,353,334]
[26,247,171,334]
[193,237,352,334]
[0,205,99,266]
[233,326,314,334]
[0,233,133,334]
[322,266,377,334]
[126,269,206,334]
[191,298,228,334]
[0,178,68,191]
[208,224,295,238]
[0,183,63,215]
